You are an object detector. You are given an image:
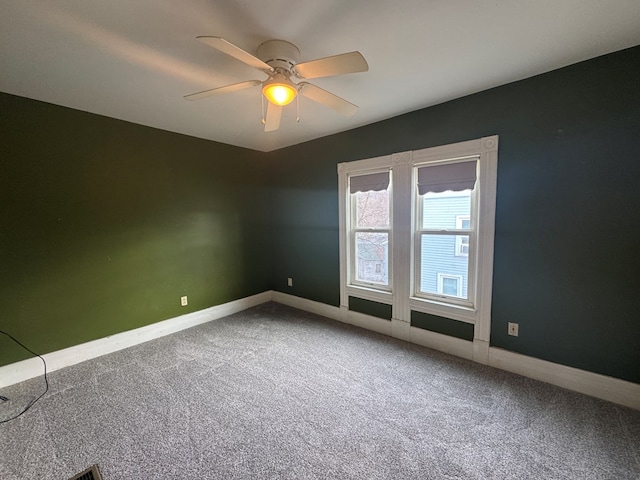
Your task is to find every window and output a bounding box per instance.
[349,171,391,289]
[415,161,475,306]
[338,136,498,343]
[437,273,462,297]
[417,191,472,301]
[455,216,470,257]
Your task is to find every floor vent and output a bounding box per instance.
[68,464,103,480]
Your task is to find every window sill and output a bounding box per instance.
[346,285,393,305]
[409,297,476,324]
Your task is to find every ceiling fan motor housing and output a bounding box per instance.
[257,40,301,73]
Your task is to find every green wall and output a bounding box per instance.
[0,93,269,365]
[268,46,640,384]
[2,46,639,385]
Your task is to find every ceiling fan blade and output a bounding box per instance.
[197,36,273,73]
[294,51,368,79]
[184,80,262,101]
[298,82,359,116]
[264,102,282,132]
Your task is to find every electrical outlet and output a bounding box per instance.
[181,295,188,306]
[287,277,293,287]
[508,322,519,337]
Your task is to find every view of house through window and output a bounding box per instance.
[418,190,471,300]
[437,273,463,297]
[455,216,470,257]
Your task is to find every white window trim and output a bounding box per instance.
[338,136,498,346]
[339,155,395,307]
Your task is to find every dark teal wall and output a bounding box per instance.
[349,297,392,321]
[0,93,270,365]
[411,312,474,342]
[268,46,640,383]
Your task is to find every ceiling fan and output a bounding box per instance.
[184,37,369,132]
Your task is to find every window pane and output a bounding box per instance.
[422,191,471,230]
[420,234,468,299]
[455,234,469,257]
[354,189,390,228]
[442,277,459,296]
[355,232,389,285]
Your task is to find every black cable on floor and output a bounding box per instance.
[0,330,49,424]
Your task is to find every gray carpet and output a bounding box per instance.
[1,302,639,479]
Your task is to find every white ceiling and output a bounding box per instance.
[2,1,640,152]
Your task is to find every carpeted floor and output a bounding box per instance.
[1,302,639,479]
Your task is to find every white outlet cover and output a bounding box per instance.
[508,322,519,336]
[181,296,188,306]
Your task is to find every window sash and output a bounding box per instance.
[351,230,391,288]
[348,170,392,291]
[414,231,474,307]
[414,163,478,308]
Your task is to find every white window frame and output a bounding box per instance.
[338,136,498,347]
[338,157,395,305]
[349,171,392,291]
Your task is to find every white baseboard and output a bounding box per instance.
[2,290,638,410]
[489,347,640,410]
[271,291,342,321]
[0,291,272,388]
[270,293,640,410]
[345,309,392,335]
[409,326,474,360]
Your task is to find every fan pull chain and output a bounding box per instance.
[261,94,266,125]
[296,94,300,123]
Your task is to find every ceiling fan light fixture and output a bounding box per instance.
[262,77,297,106]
